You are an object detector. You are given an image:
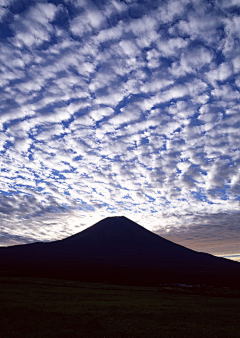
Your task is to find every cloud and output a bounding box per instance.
[0,0,239,259]
[71,12,101,36]
[11,3,58,48]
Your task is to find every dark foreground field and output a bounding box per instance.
[1,277,240,338]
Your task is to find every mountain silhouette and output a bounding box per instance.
[1,216,240,287]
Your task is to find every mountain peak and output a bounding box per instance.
[87,216,141,231]
[101,215,132,221]
[104,215,129,222]
[1,216,240,287]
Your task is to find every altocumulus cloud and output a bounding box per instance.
[0,0,240,257]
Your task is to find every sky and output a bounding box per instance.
[0,0,240,261]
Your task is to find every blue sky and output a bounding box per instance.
[0,0,240,260]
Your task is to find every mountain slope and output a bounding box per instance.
[0,216,240,287]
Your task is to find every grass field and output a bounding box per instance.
[1,277,240,338]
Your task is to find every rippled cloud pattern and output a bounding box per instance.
[0,0,240,256]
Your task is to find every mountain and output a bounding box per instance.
[1,216,240,287]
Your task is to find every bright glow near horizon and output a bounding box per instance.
[0,0,240,259]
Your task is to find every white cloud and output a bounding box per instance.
[181,47,214,73]
[70,8,105,36]
[206,62,233,84]
[89,107,114,121]
[119,39,139,57]
[11,3,58,48]
[164,84,189,100]
[232,56,240,74]
[13,137,32,153]
[0,0,239,257]
[157,37,188,57]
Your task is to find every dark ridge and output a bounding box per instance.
[0,216,240,287]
